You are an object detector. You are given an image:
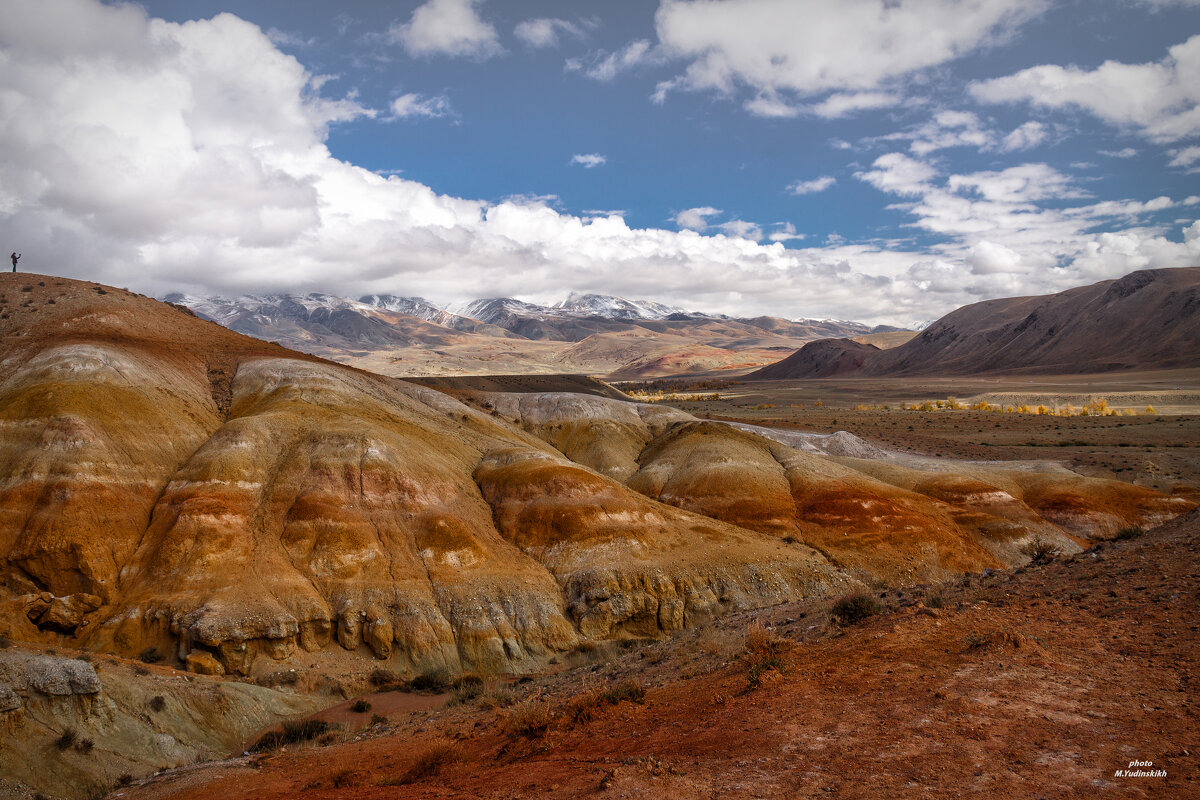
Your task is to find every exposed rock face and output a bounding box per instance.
[184,651,225,676]
[0,277,867,676]
[0,645,321,800]
[485,391,1191,584]
[0,650,101,697]
[474,446,855,636]
[0,274,1192,678]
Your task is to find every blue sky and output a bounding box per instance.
[1,0,1198,325]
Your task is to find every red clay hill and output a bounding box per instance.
[0,272,1190,685]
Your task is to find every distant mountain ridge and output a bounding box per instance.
[162,290,902,379]
[747,267,1200,379]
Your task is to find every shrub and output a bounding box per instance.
[54,728,78,751]
[1022,537,1060,563]
[502,699,554,739]
[743,623,790,689]
[367,671,400,690]
[116,774,133,788]
[370,713,388,726]
[562,678,644,725]
[349,699,371,713]
[831,593,882,625]
[924,592,946,609]
[76,738,95,754]
[138,647,164,664]
[477,687,515,710]
[406,669,450,693]
[603,679,646,705]
[330,769,357,788]
[451,674,484,704]
[250,719,336,752]
[381,741,464,785]
[563,681,607,725]
[149,695,166,712]
[0,635,10,649]
[1115,525,1145,541]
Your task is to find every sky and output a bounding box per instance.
[1,0,1198,326]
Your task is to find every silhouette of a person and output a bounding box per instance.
[9,253,18,272]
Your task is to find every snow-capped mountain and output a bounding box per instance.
[446,297,549,325]
[163,292,381,327]
[553,293,684,320]
[358,294,444,320]
[163,290,895,368]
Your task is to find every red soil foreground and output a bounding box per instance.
[121,510,1200,800]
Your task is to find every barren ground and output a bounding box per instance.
[622,372,1200,498]
[115,509,1200,799]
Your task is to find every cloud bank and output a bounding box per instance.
[0,0,1196,328]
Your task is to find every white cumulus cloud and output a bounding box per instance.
[811,91,901,119]
[1000,121,1048,151]
[570,153,607,168]
[389,0,502,60]
[1169,145,1200,167]
[788,176,837,195]
[717,219,763,241]
[567,39,656,81]
[856,154,938,196]
[0,0,1195,329]
[673,206,722,231]
[390,93,453,119]
[514,17,585,49]
[971,34,1200,143]
[653,0,1047,109]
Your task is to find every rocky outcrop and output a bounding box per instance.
[473,447,856,637]
[0,645,320,800]
[0,650,101,698]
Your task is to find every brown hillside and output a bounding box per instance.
[746,337,881,379]
[749,266,1200,378]
[0,272,1191,687]
[116,509,1200,800]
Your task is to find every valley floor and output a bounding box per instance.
[117,509,1199,800]
[627,370,1200,497]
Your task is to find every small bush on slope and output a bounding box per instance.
[744,623,790,689]
[831,594,883,625]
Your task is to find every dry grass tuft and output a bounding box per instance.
[965,629,1043,653]
[743,623,790,689]
[1021,536,1061,563]
[380,740,464,785]
[502,699,554,739]
[330,768,358,788]
[831,593,883,625]
[450,673,485,704]
[562,677,645,726]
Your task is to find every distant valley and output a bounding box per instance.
[164,291,908,379]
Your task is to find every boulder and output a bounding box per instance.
[37,593,103,634]
[185,651,225,676]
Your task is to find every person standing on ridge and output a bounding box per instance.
[10,252,19,272]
